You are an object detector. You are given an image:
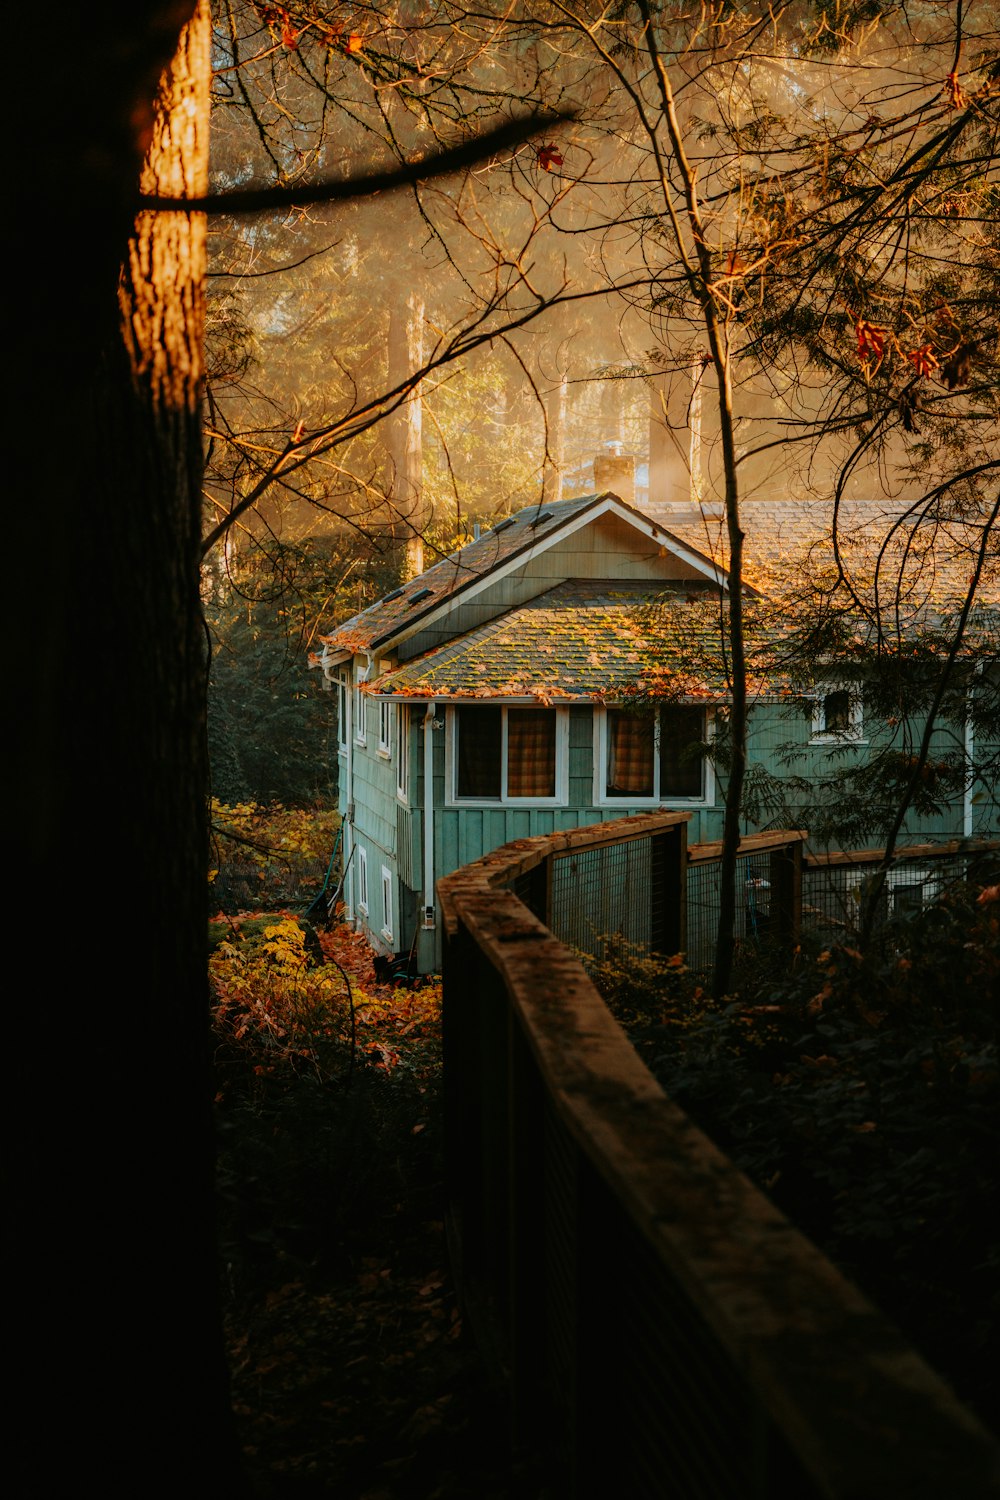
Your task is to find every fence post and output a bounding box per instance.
[525,853,552,927]
[769,838,802,950]
[651,821,687,955]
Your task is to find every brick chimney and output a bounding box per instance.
[593,442,636,505]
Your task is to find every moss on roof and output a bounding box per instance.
[375,582,767,702]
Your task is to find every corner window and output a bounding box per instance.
[811,686,863,742]
[396,707,411,801]
[381,866,394,943]
[354,679,367,745]
[378,700,393,757]
[357,846,369,914]
[599,706,709,803]
[336,675,348,753]
[450,705,567,804]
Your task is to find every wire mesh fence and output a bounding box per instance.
[521,825,998,982]
[802,845,999,942]
[548,836,655,957]
[686,850,776,972]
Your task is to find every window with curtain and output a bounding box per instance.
[604,706,706,800]
[454,705,561,802]
[506,709,556,797]
[606,710,655,797]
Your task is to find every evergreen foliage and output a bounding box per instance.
[206,538,397,806]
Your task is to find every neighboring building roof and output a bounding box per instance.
[318,492,727,659]
[373,581,779,703]
[651,496,1000,609]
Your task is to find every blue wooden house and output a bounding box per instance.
[316,489,998,971]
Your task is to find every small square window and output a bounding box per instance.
[811,686,863,742]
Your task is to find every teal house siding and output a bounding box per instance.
[318,494,997,972]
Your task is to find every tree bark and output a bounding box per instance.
[542,370,568,505]
[384,291,427,576]
[648,370,672,504]
[7,3,246,1489]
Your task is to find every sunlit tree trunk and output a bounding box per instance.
[688,355,706,509]
[8,3,246,1489]
[385,291,426,576]
[543,370,567,504]
[648,369,672,504]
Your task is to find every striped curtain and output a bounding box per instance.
[606,710,654,797]
[507,709,556,797]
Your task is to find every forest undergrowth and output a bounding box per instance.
[591,855,1000,1435]
[210,901,515,1498]
[210,809,999,1493]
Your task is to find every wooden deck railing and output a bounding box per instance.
[438,814,1000,1499]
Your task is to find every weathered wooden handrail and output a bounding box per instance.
[804,836,998,869]
[440,814,1000,1498]
[438,809,692,935]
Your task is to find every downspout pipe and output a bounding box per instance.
[963,663,983,839]
[423,701,436,928]
[344,666,355,920]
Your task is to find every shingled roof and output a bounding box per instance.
[372,581,784,703]
[653,495,1000,609]
[319,492,726,658]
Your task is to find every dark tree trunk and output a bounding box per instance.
[6,4,245,1490]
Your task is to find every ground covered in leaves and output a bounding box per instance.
[212,920,516,1498]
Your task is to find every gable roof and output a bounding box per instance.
[319,492,729,660]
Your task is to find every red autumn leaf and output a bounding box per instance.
[536,143,563,171]
[281,13,300,49]
[346,33,364,53]
[907,343,939,378]
[855,319,887,365]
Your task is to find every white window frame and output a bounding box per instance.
[396,706,410,802]
[336,674,348,753]
[356,846,369,915]
[889,866,938,916]
[593,706,714,807]
[380,865,394,943]
[378,699,393,758]
[354,675,367,746]
[810,684,864,744]
[445,705,569,807]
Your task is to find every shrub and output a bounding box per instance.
[209,801,339,913]
[597,858,1000,1431]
